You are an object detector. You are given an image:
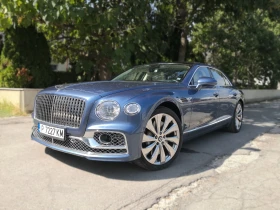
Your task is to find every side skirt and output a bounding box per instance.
[183,115,232,141]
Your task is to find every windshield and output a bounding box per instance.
[113,64,191,83]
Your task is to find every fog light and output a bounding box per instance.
[99,134,112,144]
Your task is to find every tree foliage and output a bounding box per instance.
[3,25,54,87]
[0,0,279,88]
[192,10,280,88]
[1,0,159,80]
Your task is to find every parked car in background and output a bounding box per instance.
[31,63,244,170]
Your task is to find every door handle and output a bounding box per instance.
[213,92,219,97]
[233,93,237,96]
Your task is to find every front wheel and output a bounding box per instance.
[134,107,183,170]
[227,102,243,133]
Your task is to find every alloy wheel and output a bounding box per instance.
[142,113,180,165]
[235,103,243,130]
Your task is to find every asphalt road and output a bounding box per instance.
[1,100,279,210]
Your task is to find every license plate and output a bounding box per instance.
[38,123,65,140]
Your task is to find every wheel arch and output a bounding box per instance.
[141,97,184,133]
[157,101,182,122]
[239,99,244,110]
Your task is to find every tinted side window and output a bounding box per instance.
[190,67,211,85]
[210,69,227,86]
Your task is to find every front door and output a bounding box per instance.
[187,67,219,130]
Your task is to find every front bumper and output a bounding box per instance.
[31,126,142,162]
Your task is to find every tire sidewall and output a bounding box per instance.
[233,102,243,132]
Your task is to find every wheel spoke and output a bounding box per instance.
[159,144,166,164]
[235,118,241,128]
[165,136,179,145]
[142,142,156,155]
[164,124,179,135]
[155,114,162,134]
[143,134,156,143]
[150,145,159,164]
[146,120,157,135]
[164,142,175,157]
[234,104,243,129]
[161,115,172,133]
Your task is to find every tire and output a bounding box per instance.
[133,107,183,170]
[227,101,243,133]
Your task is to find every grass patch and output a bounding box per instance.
[0,100,26,117]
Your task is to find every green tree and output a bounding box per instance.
[1,0,157,80]
[3,25,54,87]
[0,0,279,85]
[191,10,280,88]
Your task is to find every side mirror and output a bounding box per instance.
[196,77,217,89]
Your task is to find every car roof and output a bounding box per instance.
[143,62,213,68]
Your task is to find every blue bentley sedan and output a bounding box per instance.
[31,63,244,170]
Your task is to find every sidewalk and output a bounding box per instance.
[150,125,280,210]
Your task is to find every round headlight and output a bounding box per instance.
[124,103,141,116]
[95,101,120,121]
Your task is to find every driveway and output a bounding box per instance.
[1,100,279,210]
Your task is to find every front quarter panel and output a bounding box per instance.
[86,87,187,161]
[86,87,184,134]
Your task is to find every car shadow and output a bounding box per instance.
[45,104,279,181]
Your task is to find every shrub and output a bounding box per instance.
[16,67,33,87]
[0,55,33,88]
[0,64,18,88]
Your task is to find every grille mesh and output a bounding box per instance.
[94,132,126,146]
[35,94,85,128]
[32,128,127,154]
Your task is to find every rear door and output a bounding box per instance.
[209,68,236,120]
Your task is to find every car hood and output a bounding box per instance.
[53,81,181,97]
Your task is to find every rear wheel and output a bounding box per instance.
[134,107,182,170]
[227,102,243,133]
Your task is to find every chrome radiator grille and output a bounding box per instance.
[35,94,85,128]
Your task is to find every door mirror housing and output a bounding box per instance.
[196,77,217,89]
